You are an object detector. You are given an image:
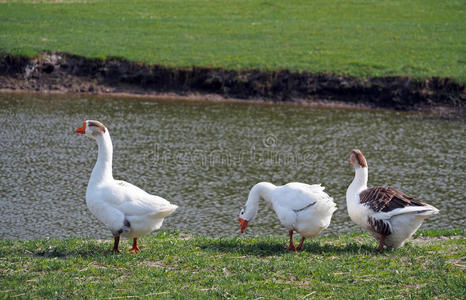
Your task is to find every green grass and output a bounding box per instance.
[1,230,464,299]
[0,0,465,81]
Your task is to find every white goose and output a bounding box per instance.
[238,182,337,251]
[75,120,178,253]
[346,149,439,249]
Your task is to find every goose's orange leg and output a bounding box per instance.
[296,237,306,251]
[378,235,385,250]
[113,236,120,253]
[287,230,296,251]
[130,237,140,253]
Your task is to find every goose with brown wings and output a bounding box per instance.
[346,149,439,249]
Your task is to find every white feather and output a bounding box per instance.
[241,182,337,238]
[82,122,177,239]
[346,157,439,248]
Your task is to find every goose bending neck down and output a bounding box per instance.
[75,120,178,253]
[238,182,337,251]
[346,149,439,249]
[238,182,275,231]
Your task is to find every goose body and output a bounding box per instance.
[346,149,439,249]
[238,182,337,251]
[75,120,177,252]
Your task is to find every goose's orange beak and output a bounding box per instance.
[75,121,86,134]
[238,218,248,233]
[349,160,352,164]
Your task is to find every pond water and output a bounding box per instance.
[0,93,464,240]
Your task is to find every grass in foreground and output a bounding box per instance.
[0,229,464,299]
[0,0,465,81]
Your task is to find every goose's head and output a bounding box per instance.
[74,120,107,138]
[238,206,252,233]
[349,149,367,169]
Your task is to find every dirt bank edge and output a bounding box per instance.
[1,52,464,112]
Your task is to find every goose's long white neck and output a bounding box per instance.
[347,167,368,200]
[244,182,276,220]
[90,131,113,184]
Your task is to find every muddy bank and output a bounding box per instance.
[0,52,464,112]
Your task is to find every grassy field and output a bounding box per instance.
[0,229,464,299]
[0,0,464,81]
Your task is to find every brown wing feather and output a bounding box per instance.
[368,216,392,236]
[359,186,426,213]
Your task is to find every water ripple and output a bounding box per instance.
[0,93,464,240]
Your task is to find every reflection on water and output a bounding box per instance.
[0,93,464,240]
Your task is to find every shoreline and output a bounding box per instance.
[1,52,464,115]
[2,88,462,119]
